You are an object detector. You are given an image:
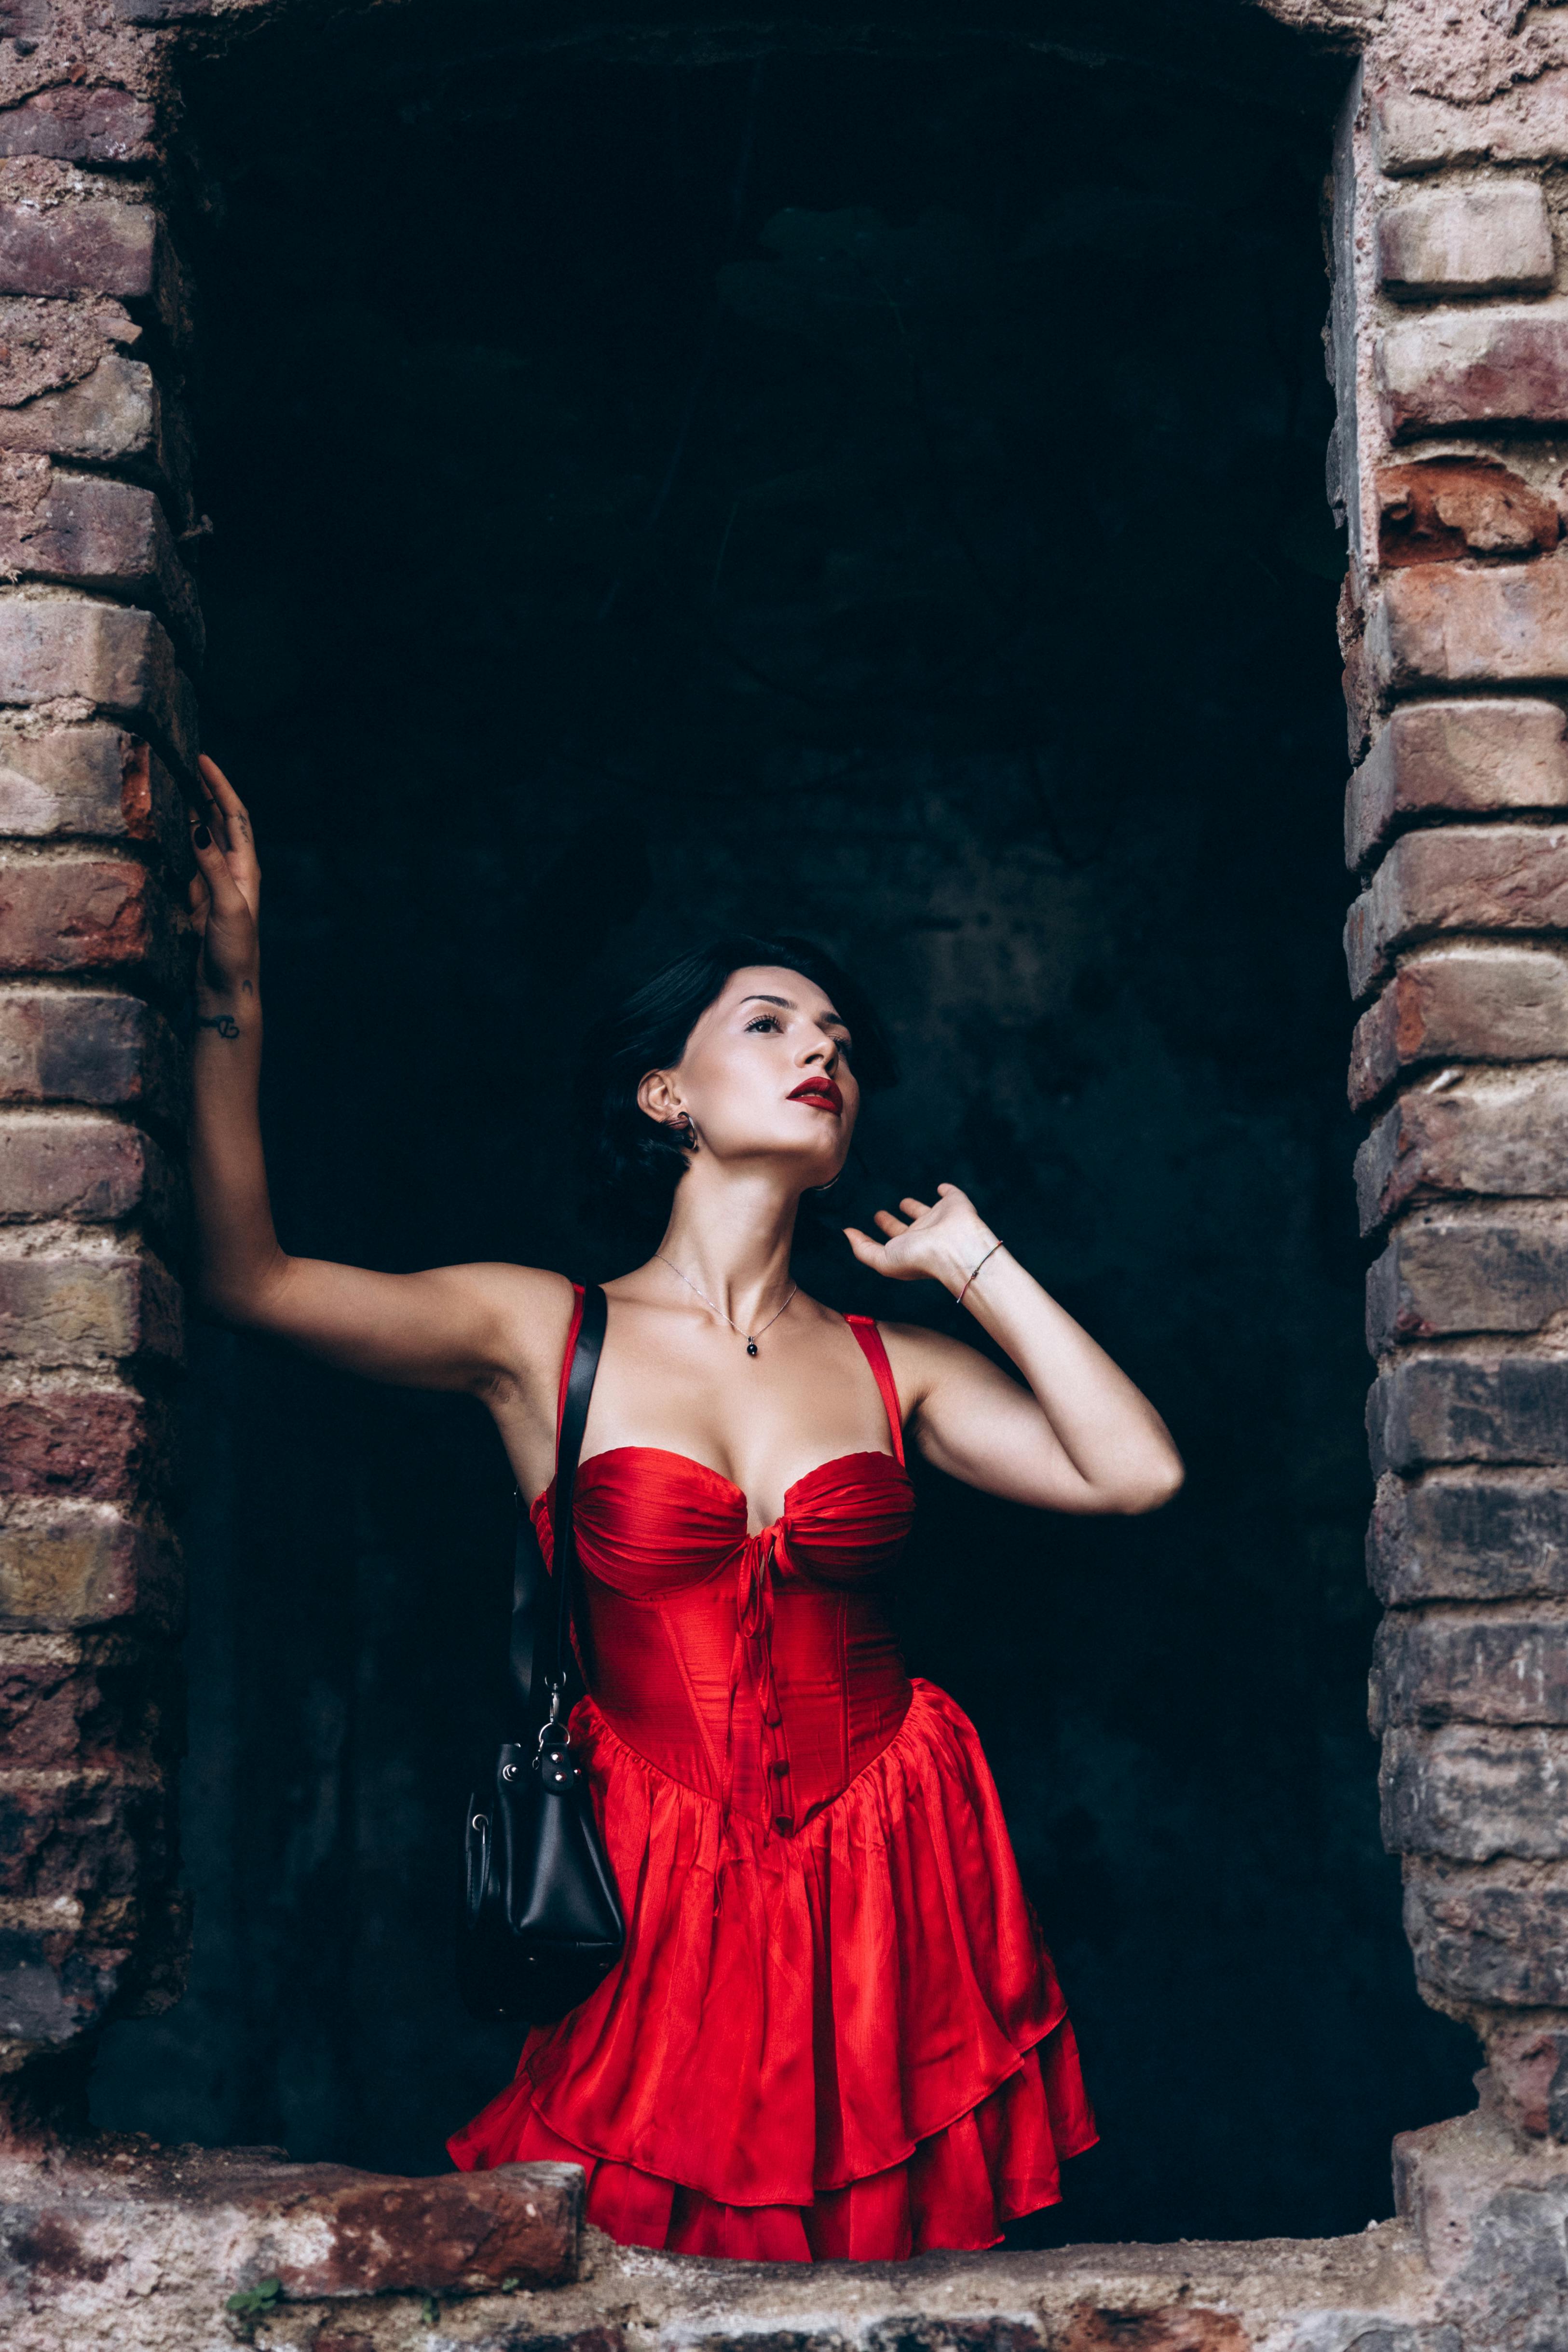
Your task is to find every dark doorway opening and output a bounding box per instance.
[90,2,1475,2242]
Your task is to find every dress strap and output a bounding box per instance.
[555,1283,586,1453]
[845,1314,905,1469]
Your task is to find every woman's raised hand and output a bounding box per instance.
[843,1182,999,1294]
[187,754,261,1000]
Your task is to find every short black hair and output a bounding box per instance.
[577,932,898,1219]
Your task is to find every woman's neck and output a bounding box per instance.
[650,1166,801,1326]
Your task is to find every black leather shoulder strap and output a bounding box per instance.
[545,1284,608,1705]
[506,1285,608,1730]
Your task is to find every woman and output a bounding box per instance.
[187,753,1183,2263]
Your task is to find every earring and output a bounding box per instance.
[811,1170,841,1194]
[676,1115,698,1153]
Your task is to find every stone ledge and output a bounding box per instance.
[0,2138,1445,2352]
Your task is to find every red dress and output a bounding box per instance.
[448,1295,1097,2260]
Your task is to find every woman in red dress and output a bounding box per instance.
[186,754,1184,2263]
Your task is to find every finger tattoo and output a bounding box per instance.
[196,1012,240,1039]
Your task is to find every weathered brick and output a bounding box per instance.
[0,1385,153,1500]
[0,202,157,303]
[0,1503,178,1630]
[0,471,200,661]
[1378,301,1568,439]
[0,1761,169,1900]
[1368,1352,1568,1473]
[1381,1723,1568,1861]
[0,857,180,985]
[255,2166,582,2297]
[0,91,155,167]
[1367,1205,1568,1348]
[1350,948,1568,1108]
[1370,1470,1568,1605]
[1372,1607,1568,1731]
[0,357,191,521]
[1356,1067,1568,1233]
[1376,458,1559,572]
[1346,700,1568,870]
[0,725,184,858]
[1376,184,1554,300]
[0,296,138,410]
[1374,70,1568,175]
[1346,826,1568,1001]
[1367,557,1568,693]
[1405,1858,1568,2005]
[0,1250,180,1365]
[0,1635,92,1766]
[0,1910,126,2045]
[0,1113,178,1234]
[0,989,181,1120]
[0,597,194,763]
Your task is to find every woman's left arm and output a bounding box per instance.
[844,1184,1184,1516]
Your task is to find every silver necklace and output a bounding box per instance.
[655,1254,798,1357]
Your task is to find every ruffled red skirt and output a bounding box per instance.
[448,1678,1096,2260]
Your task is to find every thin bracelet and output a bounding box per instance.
[956,1239,1004,1309]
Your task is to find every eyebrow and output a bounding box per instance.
[739,993,849,1027]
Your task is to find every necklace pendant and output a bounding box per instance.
[746,1340,759,1358]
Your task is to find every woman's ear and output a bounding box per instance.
[637,1068,680,1126]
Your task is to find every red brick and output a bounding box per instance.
[0,1113,178,1234]
[0,857,181,985]
[260,2165,583,2296]
[1356,1067,1568,1233]
[1378,301,1568,438]
[0,1760,168,1899]
[1376,184,1554,300]
[1349,947,1568,1107]
[1345,826,1568,1000]
[1367,556,1568,692]
[0,725,185,861]
[0,1635,92,1767]
[0,92,155,167]
[0,1385,152,1499]
[0,295,137,409]
[0,1251,180,1366]
[0,1503,179,1630]
[1346,699,1568,869]
[1375,458,1558,571]
[0,989,182,1120]
[0,473,200,660]
[0,203,157,303]
[0,599,194,762]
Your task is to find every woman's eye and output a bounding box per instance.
[745,1014,781,1033]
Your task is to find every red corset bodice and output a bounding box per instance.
[532,1311,915,1832]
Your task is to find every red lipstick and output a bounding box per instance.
[789,1076,843,1114]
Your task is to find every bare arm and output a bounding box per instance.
[845,1184,1183,1515]
[186,756,566,1394]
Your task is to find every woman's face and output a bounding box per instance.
[639,964,859,1185]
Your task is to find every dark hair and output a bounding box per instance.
[577,932,899,1218]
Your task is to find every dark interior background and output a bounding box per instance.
[90,0,1478,2244]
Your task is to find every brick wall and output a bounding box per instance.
[0,9,194,2118]
[1329,37,1568,2159]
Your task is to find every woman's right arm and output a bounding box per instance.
[187,757,566,1395]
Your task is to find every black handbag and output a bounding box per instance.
[458,1284,625,2024]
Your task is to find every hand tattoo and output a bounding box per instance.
[196,1012,240,1039]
